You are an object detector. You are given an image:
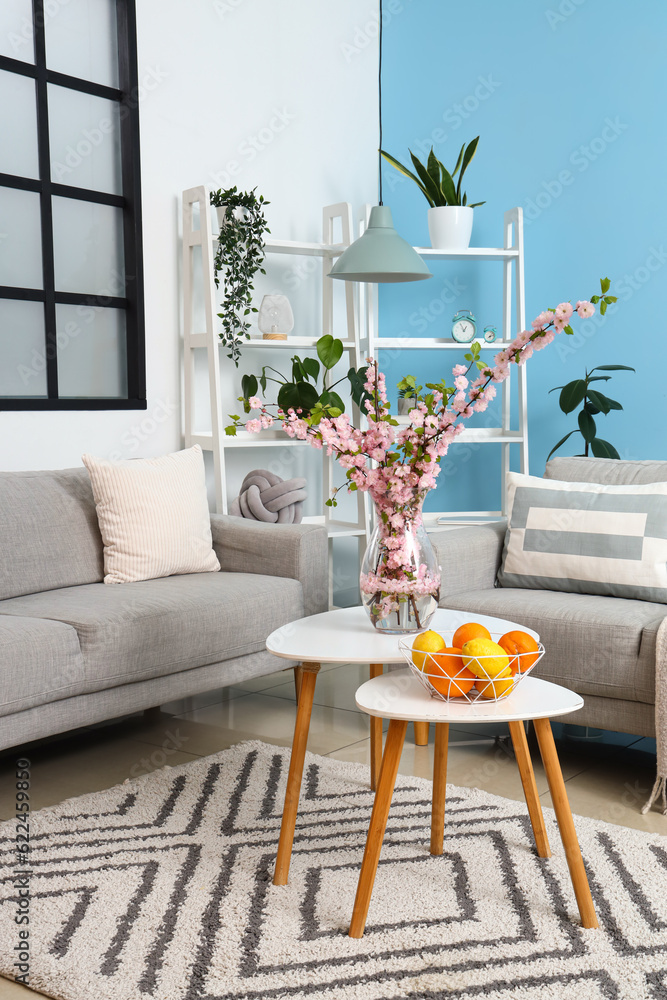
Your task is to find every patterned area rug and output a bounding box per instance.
[1,740,667,1000]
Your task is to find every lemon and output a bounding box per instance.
[475,666,515,700]
[461,637,510,679]
[411,630,446,670]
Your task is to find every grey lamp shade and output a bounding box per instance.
[328,206,432,283]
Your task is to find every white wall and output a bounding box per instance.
[0,0,378,470]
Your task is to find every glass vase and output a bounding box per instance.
[360,492,440,634]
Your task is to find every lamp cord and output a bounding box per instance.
[378,0,383,205]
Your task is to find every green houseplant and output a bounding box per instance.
[210,187,270,366]
[548,363,633,460]
[397,374,422,415]
[381,137,485,249]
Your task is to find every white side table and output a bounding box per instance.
[349,670,598,938]
[265,606,540,887]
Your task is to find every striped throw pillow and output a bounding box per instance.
[497,471,667,603]
[82,446,220,584]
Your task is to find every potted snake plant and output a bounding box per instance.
[381,137,484,250]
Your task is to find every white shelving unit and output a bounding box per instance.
[182,193,527,600]
[181,186,371,601]
[365,206,528,525]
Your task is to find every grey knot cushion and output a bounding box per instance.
[229,470,307,523]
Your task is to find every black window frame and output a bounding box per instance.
[0,0,146,410]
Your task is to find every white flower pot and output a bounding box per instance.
[427,206,474,250]
[215,205,250,229]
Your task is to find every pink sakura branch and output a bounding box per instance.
[231,282,612,628]
[238,293,604,512]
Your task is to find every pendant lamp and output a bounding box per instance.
[329,2,431,284]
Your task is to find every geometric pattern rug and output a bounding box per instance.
[1,740,667,1000]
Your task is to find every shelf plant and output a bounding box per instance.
[226,283,611,634]
[380,137,484,249]
[380,137,485,209]
[210,187,270,366]
[397,375,421,414]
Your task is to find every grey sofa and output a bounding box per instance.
[431,457,667,739]
[0,467,328,751]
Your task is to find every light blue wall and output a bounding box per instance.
[380,0,667,514]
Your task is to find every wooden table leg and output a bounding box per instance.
[533,717,598,929]
[508,720,550,859]
[413,721,430,746]
[430,723,449,856]
[273,662,320,886]
[349,718,408,938]
[293,665,303,703]
[369,664,383,792]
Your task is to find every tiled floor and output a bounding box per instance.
[0,662,663,997]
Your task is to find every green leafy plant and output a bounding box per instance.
[397,375,422,398]
[380,137,485,208]
[210,186,270,367]
[548,363,635,461]
[225,334,370,435]
[463,339,488,371]
[590,275,617,316]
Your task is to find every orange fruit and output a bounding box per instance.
[425,647,476,698]
[475,667,515,700]
[498,630,540,675]
[452,621,491,649]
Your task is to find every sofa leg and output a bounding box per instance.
[144,706,162,721]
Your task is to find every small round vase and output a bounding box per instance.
[360,494,440,634]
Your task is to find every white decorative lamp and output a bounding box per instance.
[257,294,294,341]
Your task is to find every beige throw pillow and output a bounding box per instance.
[82,445,220,584]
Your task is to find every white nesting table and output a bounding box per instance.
[348,671,597,938]
[265,605,539,886]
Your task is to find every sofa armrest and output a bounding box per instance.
[210,515,328,617]
[430,521,507,600]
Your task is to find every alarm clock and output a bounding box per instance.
[483,325,497,343]
[451,309,476,343]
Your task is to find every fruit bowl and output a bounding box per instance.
[399,631,545,703]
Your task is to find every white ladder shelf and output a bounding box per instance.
[364,206,528,524]
[181,186,371,602]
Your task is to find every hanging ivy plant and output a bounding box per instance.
[209,186,270,367]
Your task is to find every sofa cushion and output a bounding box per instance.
[82,446,220,584]
[545,456,667,486]
[441,587,666,704]
[0,467,103,600]
[0,572,303,692]
[0,615,85,718]
[497,471,667,604]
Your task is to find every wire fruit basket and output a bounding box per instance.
[398,632,545,703]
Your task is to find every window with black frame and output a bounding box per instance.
[0,0,145,410]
